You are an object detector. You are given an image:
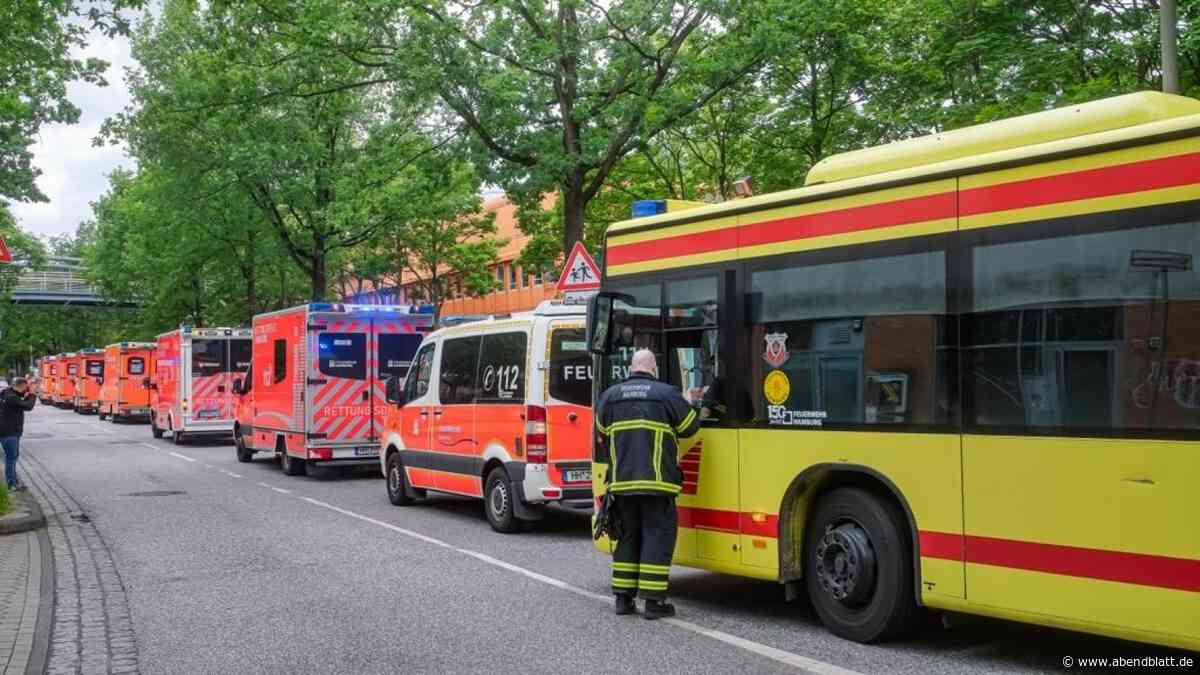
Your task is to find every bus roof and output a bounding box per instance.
[608,92,1200,237]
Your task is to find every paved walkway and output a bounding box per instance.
[0,530,42,675]
[22,454,139,675]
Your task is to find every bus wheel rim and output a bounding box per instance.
[489,481,507,518]
[389,465,401,495]
[815,521,876,607]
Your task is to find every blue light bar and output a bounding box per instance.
[631,200,666,218]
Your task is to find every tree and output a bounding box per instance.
[105,0,451,300]
[1,0,139,206]
[230,0,775,267]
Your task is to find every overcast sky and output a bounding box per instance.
[10,28,137,239]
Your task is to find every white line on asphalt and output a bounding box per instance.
[270,486,289,494]
[168,452,196,463]
[295,497,861,674]
[220,470,243,479]
[140,443,161,451]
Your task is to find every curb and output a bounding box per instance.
[28,525,54,675]
[0,490,47,535]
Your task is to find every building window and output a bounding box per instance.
[509,264,518,290]
[532,269,543,286]
[495,265,504,289]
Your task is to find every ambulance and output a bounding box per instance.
[38,356,57,404]
[379,299,594,532]
[72,348,105,414]
[233,303,434,474]
[99,342,155,421]
[149,326,252,444]
[54,352,79,408]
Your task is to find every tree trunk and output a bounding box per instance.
[1162,0,1180,94]
[562,184,586,259]
[244,263,257,323]
[310,249,326,301]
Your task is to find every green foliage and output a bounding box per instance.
[0,482,8,516]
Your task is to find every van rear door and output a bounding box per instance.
[373,321,425,441]
[189,339,230,420]
[545,323,593,486]
[307,316,372,448]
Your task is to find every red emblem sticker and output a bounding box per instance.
[763,332,789,368]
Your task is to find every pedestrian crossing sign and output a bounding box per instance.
[556,241,601,293]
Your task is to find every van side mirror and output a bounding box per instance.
[385,375,405,406]
[232,378,244,396]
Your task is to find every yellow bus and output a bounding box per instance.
[587,91,1200,651]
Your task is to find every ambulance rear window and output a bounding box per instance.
[128,358,145,375]
[549,328,591,406]
[86,360,104,377]
[378,333,423,381]
[230,339,252,372]
[318,333,366,380]
[192,340,227,377]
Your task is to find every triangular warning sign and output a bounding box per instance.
[0,237,12,264]
[556,241,601,292]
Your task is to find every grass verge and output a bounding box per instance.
[0,482,9,516]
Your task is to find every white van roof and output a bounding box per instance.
[431,299,586,339]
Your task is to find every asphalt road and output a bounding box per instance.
[19,406,1194,674]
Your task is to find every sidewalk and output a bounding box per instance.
[0,528,43,675]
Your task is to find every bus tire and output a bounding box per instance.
[151,418,164,439]
[98,410,107,421]
[385,452,413,506]
[804,487,920,644]
[484,466,521,534]
[281,448,306,476]
[173,429,187,445]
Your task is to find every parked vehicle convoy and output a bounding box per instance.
[149,326,252,444]
[380,300,594,532]
[54,352,79,408]
[585,92,1200,651]
[99,342,155,422]
[72,348,105,414]
[233,303,434,475]
[38,356,57,404]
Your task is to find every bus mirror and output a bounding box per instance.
[385,375,405,406]
[232,378,244,396]
[587,292,632,355]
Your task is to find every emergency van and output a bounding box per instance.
[72,348,105,414]
[233,303,434,475]
[149,326,252,444]
[380,300,594,532]
[38,356,57,404]
[99,342,155,421]
[54,352,78,408]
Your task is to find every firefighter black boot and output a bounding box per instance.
[643,599,676,620]
[614,594,636,616]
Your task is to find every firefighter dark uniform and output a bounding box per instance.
[595,371,702,615]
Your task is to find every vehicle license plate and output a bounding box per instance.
[354,446,378,457]
[563,469,591,482]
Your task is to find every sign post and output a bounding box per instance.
[0,237,12,264]
[556,241,601,302]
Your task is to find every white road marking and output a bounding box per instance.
[220,470,244,479]
[140,443,161,451]
[168,452,196,463]
[296,497,861,674]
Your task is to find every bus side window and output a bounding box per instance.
[273,339,286,384]
[665,276,724,422]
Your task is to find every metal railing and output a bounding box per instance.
[11,268,98,295]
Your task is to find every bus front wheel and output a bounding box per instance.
[804,487,920,644]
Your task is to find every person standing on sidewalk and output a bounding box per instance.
[594,349,703,619]
[1,377,37,492]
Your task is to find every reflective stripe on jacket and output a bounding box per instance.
[594,372,701,495]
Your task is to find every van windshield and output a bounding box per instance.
[549,327,591,406]
[191,340,227,377]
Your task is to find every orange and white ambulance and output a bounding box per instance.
[149,326,252,444]
[54,352,79,408]
[380,300,594,532]
[38,356,57,404]
[233,303,434,475]
[99,342,155,422]
[72,348,105,414]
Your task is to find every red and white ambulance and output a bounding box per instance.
[38,356,57,404]
[54,352,79,408]
[149,326,252,444]
[232,303,434,475]
[99,342,155,421]
[73,348,105,414]
[380,300,594,532]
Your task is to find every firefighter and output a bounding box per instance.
[595,348,703,619]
